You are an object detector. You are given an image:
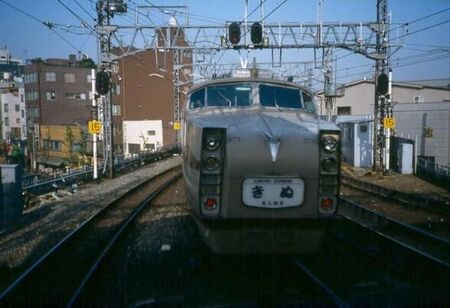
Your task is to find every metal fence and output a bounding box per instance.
[416,157,450,191]
[22,145,179,196]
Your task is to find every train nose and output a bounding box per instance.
[226,112,319,176]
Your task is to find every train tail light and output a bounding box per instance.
[200,128,226,217]
[319,130,340,217]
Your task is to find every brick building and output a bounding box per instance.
[112,27,191,156]
[24,55,95,169]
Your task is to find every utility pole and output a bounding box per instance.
[323,47,334,122]
[96,0,126,178]
[373,0,390,172]
[91,69,98,180]
[173,49,181,149]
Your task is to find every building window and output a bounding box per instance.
[27,107,39,119]
[16,118,21,124]
[112,104,121,115]
[87,74,92,83]
[45,72,56,82]
[337,106,351,115]
[21,94,24,102]
[46,91,56,101]
[21,109,25,118]
[4,117,9,126]
[75,93,86,100]
[111,84,120,95]
[43,140,61,151]
[128,143,140,154]
[24,72,37,84]
[64,73,75,83]
[26,91,39,101]
[3,103,8,113]
[15,104,20,112]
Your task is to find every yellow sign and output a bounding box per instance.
[383,117,396,128]
[88,120,102,134]
[173,121,181,130]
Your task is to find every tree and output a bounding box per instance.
[65,126,75,165]
[79,57,97,69]
[80,129,89,166]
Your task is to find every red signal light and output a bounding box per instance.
[228,22,241,45]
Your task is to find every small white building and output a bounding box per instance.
[317,79,450,116]
[0,85,26,142]
[122,120,163,155]
[337,116,373,168]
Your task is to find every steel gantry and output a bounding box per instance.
[94,1,397,177]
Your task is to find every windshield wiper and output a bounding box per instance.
[218,92,233,108]
[273,95,283,111]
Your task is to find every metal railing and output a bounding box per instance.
[23,145,179,195]
[416,157,450,191]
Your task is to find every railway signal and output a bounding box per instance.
[96,71,110,95]
[251,22,263,45]
[228,22,241,45]
[377,73,389,95]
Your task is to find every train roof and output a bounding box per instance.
[187,75,312,95]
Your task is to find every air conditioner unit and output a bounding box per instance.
[413,95,424,103]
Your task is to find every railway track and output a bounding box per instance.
[339,197,450,270]
[341,174,450,215]
[0,167,182,306]
[292,210,450,306]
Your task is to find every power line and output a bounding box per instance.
[395,19,450,40]
[0,0,84,54]
[72,0,96,21]
[389,7,450,34]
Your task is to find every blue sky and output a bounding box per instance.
[0,0,449,87]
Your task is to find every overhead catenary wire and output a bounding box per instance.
[0,0,86,55]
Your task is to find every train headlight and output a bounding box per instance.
[204,134,220,151]
[322,136,338,152]
[321,157,337,172]
[204,156,220,170]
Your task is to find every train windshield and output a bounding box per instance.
[259,84,302,109]
[206,83,252,107]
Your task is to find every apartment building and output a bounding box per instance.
[24,55,95,169]
[112,27,191,156]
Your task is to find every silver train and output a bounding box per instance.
[182,68,340,254]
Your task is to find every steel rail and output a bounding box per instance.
[67,173,182,307]
[341,175,450,214]
[0,166,181,303]
[339,197,450,270]
[292,258,349,308]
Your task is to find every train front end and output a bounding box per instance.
[182,74,340,253]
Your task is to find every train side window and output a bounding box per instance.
[189,88,205,109]
[259,84,302,109]
[302,91,316,113]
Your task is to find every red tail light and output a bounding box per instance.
[319,130,340,216]
[204,198,218,210]
[321,197,334,210]
[200,128,226,217]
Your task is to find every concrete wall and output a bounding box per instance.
[394,102,450,166]
[123,120,163,155]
